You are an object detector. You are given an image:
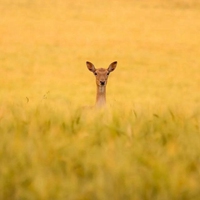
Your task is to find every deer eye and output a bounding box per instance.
[107,72,110,76]
[94,72,97,76]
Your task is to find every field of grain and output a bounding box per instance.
[0,0,200,199]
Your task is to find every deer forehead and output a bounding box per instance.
[96,68,108,75]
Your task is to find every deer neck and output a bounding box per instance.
[96,85,106,107]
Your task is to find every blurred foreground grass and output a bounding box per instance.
[0,0,200,199]
[1,103,200,199]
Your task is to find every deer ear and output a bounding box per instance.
[86,61,96,73]
[108,61,117,73]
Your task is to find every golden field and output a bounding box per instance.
[0,0,200,199]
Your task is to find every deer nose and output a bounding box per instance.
[100,81,105,86]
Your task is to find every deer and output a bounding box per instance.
[86,61,117,107]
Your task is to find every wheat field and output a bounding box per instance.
[0,0,200,199]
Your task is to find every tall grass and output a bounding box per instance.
[0,0,200,199]
[0,103,200,199]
